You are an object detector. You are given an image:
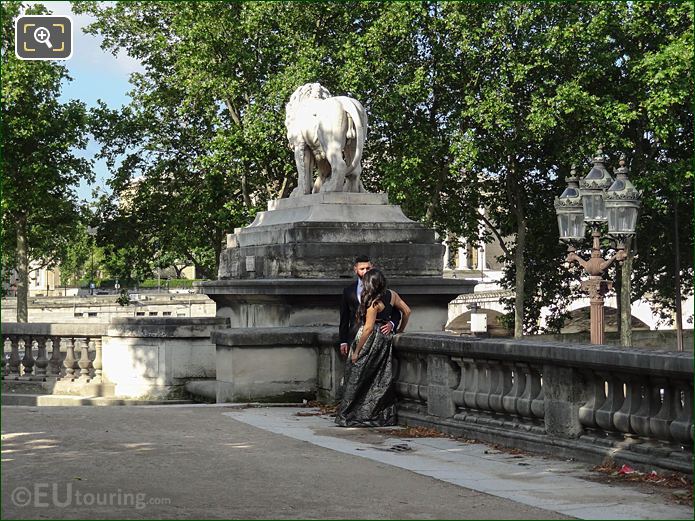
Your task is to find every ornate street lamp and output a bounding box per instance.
[554,150,641,344]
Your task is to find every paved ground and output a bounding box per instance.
[1,404,691,520]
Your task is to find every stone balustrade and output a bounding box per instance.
[208,327,692,473]
[1,323,108,383]
[393,333,693,473]
[2,318,226,399]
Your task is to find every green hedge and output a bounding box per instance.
[137,278,198,289]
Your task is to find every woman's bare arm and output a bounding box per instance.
[391,291,411,333]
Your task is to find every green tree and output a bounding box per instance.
[1,1,93,320]
[613,2,693,346]
[75,1,692,340]
[76,1,372,278]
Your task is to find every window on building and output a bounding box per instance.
[74,313,83,318]
[163,311,172,316]
[136,311,145,316]
[149,312,158,316]
[88,312,97,317]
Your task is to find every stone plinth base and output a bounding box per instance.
[218,192,444,279]
[212,327,323,403]
[199,278,475,330]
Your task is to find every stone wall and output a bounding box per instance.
[0,294,215,324]
[102,317,226,399]
[211,327,335,403]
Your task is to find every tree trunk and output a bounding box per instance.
[425,164,445,223]
[240,173,252,209]
[615,262,622,337]
[513,218,526,338]
[673,205,684,352]
[620,237,633,347]
[506,158,526,339]
[173,264,185,279]
[16,214,29,322]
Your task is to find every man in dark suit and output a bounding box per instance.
[339,255,401,356]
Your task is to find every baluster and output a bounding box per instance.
[92,338,103,382]
[48,336,63,377]
[462,359,479,410]
[77,338,93,381]
[517,364,541,419]
[530,366,545,419]
[34,336,48,379]
[8,336,21,379]
[489,362,512,413]
[669,381,693,444]
[63,337,78,380]
[579,371,606,429]
[613,376,642,436]
[630,381,660,438]
[502,362,525,416]
[595,373,625,433]
[649,380,677,442]
[451,357,467,408]
[21,336,35,378]
[474,360,492,412]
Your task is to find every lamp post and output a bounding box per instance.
[554,150,641,345]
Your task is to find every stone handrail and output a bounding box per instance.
[2,323,108,382]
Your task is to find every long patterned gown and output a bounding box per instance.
[335,290,397,427]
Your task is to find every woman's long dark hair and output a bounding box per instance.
[358,268,387,322]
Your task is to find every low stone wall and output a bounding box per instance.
[211,327,335,403]
[102,317,226,399]
[393,333,693,474]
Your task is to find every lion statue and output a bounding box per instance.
[285,83,368,196]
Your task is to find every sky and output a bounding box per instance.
[26,1,143,202]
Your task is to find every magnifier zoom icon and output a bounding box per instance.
[33,26,52,48]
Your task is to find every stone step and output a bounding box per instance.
[2,393,194,407]
[2,379,115,397]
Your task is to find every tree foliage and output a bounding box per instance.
[1,1,92,319]
[75,1,692,333]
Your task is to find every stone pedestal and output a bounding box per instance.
[198,192,474,402]
[218,193,444,279]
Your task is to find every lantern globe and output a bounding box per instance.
[579,150,613,225]
[554,169,586,242]
[605,156,641,239]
